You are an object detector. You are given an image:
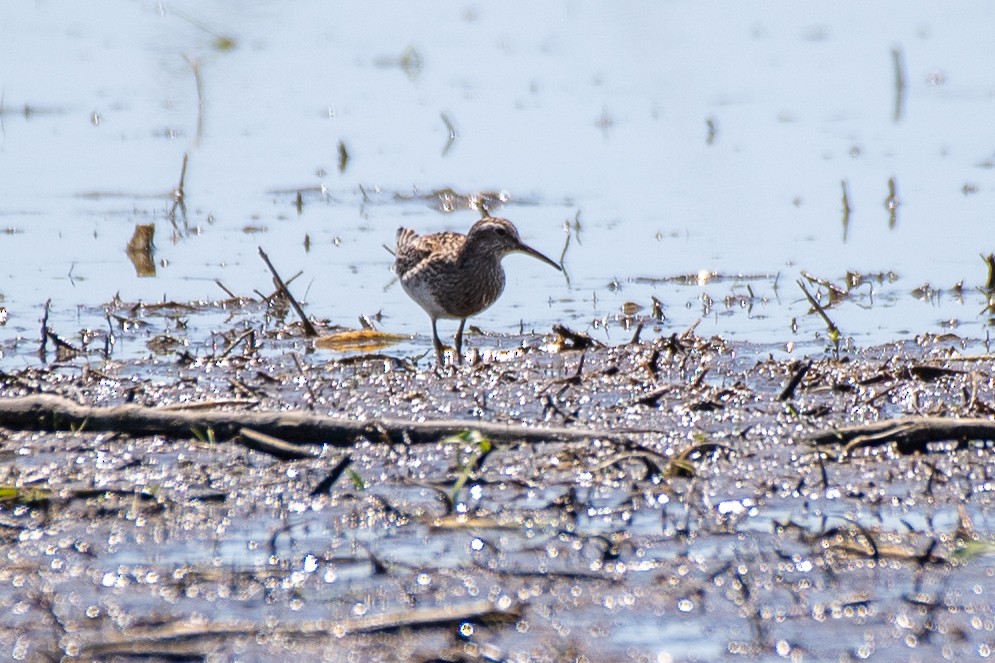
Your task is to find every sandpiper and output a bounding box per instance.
[395,216,562,364]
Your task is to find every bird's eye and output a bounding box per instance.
[495,227,507,236]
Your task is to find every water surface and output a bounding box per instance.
[1,2,994,367]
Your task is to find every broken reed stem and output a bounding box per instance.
[840,179,851,241]
[175,154,188,204]
[891,48,906,93]
[257,246,319,338]
[885,177,898,229]
[891,47,906,122]
[184,54,205,143]
[440,111,457,156]
[778,359,812,401]
[215,279,238,299]
[797,280,841,340]
[39,298,52,360]
[218,328,256,360]
[982,253,995,291]
[337,140,349,173]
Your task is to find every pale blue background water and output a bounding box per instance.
[1,2,994,365]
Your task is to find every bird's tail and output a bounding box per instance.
[395,227,419,252]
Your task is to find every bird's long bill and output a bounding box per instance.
[517,242,563,271]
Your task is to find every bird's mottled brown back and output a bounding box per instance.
[395,227,465,280]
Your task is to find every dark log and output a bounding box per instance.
[809,416,995,455]
[0,394,620,446]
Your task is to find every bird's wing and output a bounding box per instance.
[395,229,463,278]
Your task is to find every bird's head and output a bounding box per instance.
[465,217,562,270]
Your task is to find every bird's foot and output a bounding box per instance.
[433,344,462,367]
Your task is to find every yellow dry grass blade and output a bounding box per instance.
[314,329,409,352]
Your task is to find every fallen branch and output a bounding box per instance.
[0,394,624,446]
[80,598,519,658]
[809,416,995,455]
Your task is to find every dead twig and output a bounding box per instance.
[258,247,319,337]
[39,298,52,361]
[778,359,813,401]
[218,328,257,360]
[310,455,353,495]
[798,280,842,354]
[237,427,317,460]
[215,279,238,299]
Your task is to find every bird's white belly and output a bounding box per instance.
[402,278,459,320]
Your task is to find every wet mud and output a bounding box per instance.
[1,301,994,662]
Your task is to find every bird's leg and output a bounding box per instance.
[431,319,446,365]
[454,319,466,364]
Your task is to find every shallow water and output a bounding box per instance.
[5,8,995,658]
[3,3,995,368]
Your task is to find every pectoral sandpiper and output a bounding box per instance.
[395,216,562,364]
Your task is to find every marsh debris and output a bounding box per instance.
[1,319,994,660]
[983,253,995,291]
[394,187,510,214]
[125,224,156,277]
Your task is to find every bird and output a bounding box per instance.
[395,216,562,364]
